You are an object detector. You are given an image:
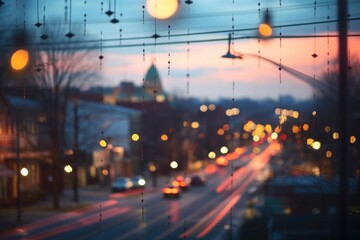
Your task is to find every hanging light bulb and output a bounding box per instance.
[258,8,272,37]
[10,31,30,71]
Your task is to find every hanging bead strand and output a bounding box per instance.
[40,5,48,41]
[279,0,282,84]
[257,1,261,66]
[110,0,119,23]
[311,0,317,134]
[99,31,104,70]
[64,0,68,24]
[65,0,75,38]
[35,0,42,27]
[168,25,171,75]
[83,0,87,36]
[142,1,146,61]
[105,0,113,17]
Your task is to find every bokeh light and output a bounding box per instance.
[11,49,29,71]
[131,133,140,141]
[20,167,29,176]
[99,139,107,147]
[170,161,178,169]
[258,23,272,37]
[146,0,179,19]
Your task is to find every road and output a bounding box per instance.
[0,142,280,240]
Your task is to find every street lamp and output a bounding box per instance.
[170,161,178,169]
[221,34,339,98]
[20,167,29,177]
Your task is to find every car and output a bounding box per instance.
[162,184,181,199]
[130,175,146,189]
[215,156,228,167]
[190,175,206,186]
[172,175,190,191]
[111,177,133,192]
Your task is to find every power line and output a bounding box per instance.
[24,17,360,50]
[27,33,360,52]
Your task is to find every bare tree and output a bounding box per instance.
[29,23,99,209]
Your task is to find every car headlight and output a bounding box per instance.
[138,179,146,186]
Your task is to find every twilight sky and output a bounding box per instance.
[3,0,360,101]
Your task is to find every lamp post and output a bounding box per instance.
[16,117,21,224]
[9,36,29,224]
[222,34,338,98]
[73,97,79,203]
[338,0,350,239]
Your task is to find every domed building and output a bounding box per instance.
[95,62,171,109]
[144,63,162,96]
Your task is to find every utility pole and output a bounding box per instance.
[73,97,79,203]
[16,117,22,224]
[338,0,350,239]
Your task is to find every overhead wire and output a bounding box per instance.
[22,17,360,51]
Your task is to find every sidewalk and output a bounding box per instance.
[0,186,111,234]
[0,175,170,234]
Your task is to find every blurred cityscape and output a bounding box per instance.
[1,59,360,239]
[1,0,360,239]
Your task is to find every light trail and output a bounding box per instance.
[196,195,241,238]
[0,199,118,239]
[25,207,130,240]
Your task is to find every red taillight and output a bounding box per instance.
[176,175,184,181]
[163,188,171,194]
[179,181,186,187]
[216,156,228,166]
[172,180,180,187]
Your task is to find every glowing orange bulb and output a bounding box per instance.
[258,23,272,37]
[11,49,29,70]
